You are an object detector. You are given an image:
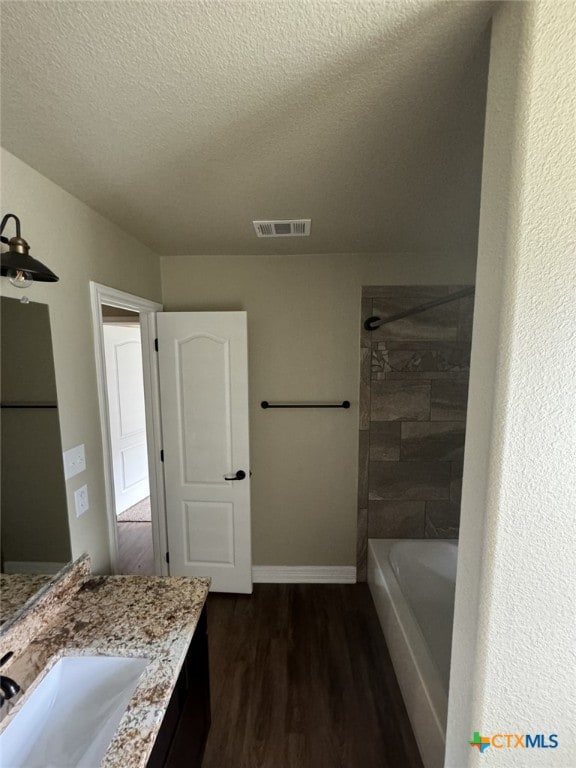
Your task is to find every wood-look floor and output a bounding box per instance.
[116,521,155,575]
[203,584,424,768]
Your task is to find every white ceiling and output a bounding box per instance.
[1,1,494,256]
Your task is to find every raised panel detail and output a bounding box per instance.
[115,340,146,437]
[177,334,232,484]
[121,443,148,491]
[183,501,234,565]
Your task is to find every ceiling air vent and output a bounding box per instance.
[253,219,311,238]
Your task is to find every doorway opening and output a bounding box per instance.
[90,282,166,576]
[101,306,153,574]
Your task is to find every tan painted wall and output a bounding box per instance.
[161,252,477,566]
[446,2,576,764]
[1,149,161,573]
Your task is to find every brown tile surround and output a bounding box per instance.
[357,285,474,580]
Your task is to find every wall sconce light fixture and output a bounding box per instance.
[1,213,59,288]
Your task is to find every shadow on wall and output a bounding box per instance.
[357,285,474,580]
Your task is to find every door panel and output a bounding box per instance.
[117,341,147,435]
[183,501,234,564]
[103,325,150,514]
[157,312,251,593]
[122,443,149,487]
[178,334,232,484]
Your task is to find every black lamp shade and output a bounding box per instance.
[0,214,59,283]
[1,246,59,282]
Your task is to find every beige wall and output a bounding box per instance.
[446,2,576,764]
[0,147,479,574]
[1,149,161,573]
[161,252,477,566]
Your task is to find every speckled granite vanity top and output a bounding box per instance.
[0,559,210,768]
[0,574,52,625]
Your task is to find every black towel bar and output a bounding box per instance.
[261,401,350,409]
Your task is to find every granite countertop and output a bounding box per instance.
[0,571,210,768]
[0,574,52,626]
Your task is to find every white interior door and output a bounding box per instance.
[103,324,150,514]
[157,312,252,593]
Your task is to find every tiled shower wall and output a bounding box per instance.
[357,285,474,580]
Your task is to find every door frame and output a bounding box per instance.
[89,282,167,575]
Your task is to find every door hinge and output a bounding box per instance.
[154,338,159,351]
[165,551,170,564]
[160,449,164,462]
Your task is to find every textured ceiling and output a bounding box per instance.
[1,1,493,256]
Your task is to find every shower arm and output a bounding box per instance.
[363,287,475,331]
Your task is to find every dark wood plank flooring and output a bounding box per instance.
[116,521,155,575]
[203,584,424,768]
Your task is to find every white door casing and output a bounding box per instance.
[90,282,164,576]
[157,312,252,593]
[103,324,150,514]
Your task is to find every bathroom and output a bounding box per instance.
[1,2,574,768]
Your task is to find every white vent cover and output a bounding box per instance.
[253,219,311,237]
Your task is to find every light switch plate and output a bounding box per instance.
[74,485,89,517]
[64,444,86,480]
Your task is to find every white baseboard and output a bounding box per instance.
[2,561,68,575]
[252,566,357,584]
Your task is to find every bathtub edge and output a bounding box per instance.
[367,538,448,768]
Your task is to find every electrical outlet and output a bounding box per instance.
[63,444,86,480]
[74,485,89,517]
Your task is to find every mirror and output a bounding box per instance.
[0,296,71,624]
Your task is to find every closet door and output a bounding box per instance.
[103,324,149,514]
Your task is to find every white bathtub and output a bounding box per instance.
[367,539,457,768]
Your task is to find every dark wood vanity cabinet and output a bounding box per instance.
[147,605,211,768]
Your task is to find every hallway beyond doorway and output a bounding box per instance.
[117,496,154,575]
[117,519,154,575]
[117,496,152,523]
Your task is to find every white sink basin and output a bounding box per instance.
[0,655,149,768]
